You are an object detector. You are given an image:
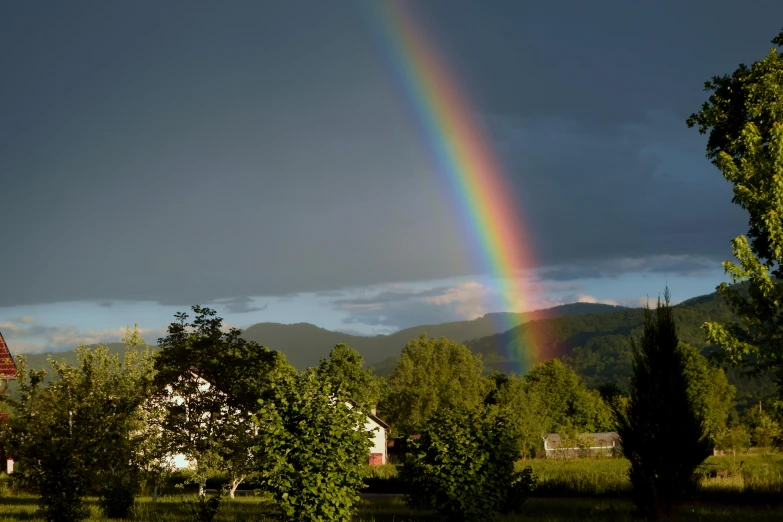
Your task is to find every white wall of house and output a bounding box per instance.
[365,416,387,465]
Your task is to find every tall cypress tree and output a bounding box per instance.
[615,288,713,518]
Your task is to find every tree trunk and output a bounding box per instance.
[153,483,159,503]
[229,476,245,498]
[199,481,206,497]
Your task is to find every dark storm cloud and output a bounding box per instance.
[332,287,451,307]
[1,0,779,308]
[538,255,720,282]
[216,297,268,315]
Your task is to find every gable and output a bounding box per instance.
[0,332,17,379]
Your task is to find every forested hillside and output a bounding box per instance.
[465,289,775,409]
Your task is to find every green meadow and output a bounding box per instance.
[2,455,779,522]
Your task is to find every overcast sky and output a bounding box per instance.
[2,0,780,353]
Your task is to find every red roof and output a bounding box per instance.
[0,331,17,379]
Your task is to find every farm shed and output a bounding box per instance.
[543,431,620,458]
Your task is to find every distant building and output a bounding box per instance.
[163,375,392,470]
[350,401,390,466]
[543,432,620,458]
[0,331,18,474]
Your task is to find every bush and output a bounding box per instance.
[182,490,222,522]
[98,474,136,519]
[254,372,374,522]
[504,466,538,513]
[400,405,536,521]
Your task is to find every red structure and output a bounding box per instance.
[0,331,17,394]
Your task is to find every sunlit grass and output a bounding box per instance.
[0,455,780,520]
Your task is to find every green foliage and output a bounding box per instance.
[153,306,296,496]
[688,28,783,395]
[400,405,535,521]
[679,343,736,439]
[98,473,136,519]
[0,337,154,522]
[523,359,614,435]
[381,335,491,435]
[181,490,222,522]
[615,290,713,518]
[715,424,752,455]
[311,343,384,407]
[491,376,547,457]
[253,371,373,522]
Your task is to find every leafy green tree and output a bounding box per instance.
[687,28,783,394]
[751,414,780,449]
[381,335,491,435]
[400,405,536,521]
[0,342,154,522]
[253,371,373,522]
[523,359,613,435]
[311,344,383,407]
[492,376,547,458]
[679,343,736,439]
[615,290,713,519]
[715,424,751,456]
[153,306,295,496]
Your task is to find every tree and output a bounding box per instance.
[0,341,154,522]
[153,306,295,497]
[253,371,373,522]
[491,376,547,458]
[381,335,491,435]
[615,290,713,519]
[523,359,613,436]
[679,343,736,439]
[311,344,383,407]
[687,28,783,394]
[400,405,537,522]
[715,424,751,456]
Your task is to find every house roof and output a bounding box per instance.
[347,399,390,429]
[0,331,17,379]
[544,432,619,447]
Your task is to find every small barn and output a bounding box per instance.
[543,432,620,458]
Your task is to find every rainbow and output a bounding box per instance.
[365,1,544,374]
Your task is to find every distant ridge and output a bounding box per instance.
[12,302,628,373]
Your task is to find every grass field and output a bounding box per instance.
[0,455,780,521]
[0,495,781,521]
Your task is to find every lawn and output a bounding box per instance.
[0,454,780,521]
[0,495,782,521]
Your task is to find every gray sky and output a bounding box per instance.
[1,0,780,351]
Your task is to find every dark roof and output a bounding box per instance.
[544,432,619,447]
[0,332,17,379]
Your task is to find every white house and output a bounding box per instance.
[351,401,390,466]
[162,374,392,469]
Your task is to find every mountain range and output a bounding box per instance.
[7,290,776,409]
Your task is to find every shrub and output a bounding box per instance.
[182,489,222,522]
[400,405,536,521]
[98,474,136,519]
[253,372,373,522]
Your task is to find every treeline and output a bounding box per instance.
[0,304,774,522]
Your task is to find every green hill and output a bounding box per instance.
[464,289,776,409]
[7,302,626,375]
[6,290,772,409]
[238,302,626,370]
